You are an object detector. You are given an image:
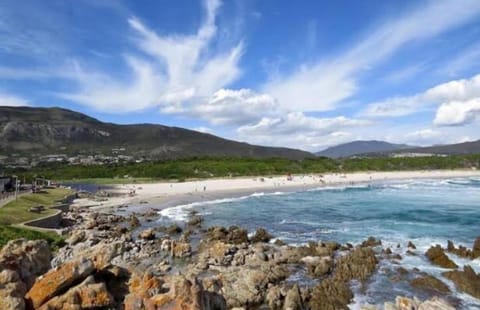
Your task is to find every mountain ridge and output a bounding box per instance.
[0,106,312,160]
[316,140,414,158]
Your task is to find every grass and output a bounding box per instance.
[0,225,64,249]
[65,177,159,185]
[0,188,73,225]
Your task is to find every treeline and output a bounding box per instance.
[6,155,480,183]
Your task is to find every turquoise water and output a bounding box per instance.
[159,177,480,308]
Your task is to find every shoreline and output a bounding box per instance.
[71,169,480,212]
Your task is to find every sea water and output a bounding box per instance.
[158,177,480,309]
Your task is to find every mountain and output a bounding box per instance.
[0,106,312,160]
[316,140,414,158]
[392,140,480,156]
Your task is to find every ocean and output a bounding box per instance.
[158,177,480,309]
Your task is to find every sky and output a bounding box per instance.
[1,0,480,152]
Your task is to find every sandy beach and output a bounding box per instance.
[71,169,480,211]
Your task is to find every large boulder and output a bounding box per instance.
[443,265,480,299]
[409,274,450,294]
[37,275,114,310]
[283,284,304,310]
[205,226,249,245]
[425,245,458,269]
[26,258,95,308]
[0,239,52,288]
[310,277,353,310]
[0,269,27,310]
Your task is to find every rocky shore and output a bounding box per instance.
[1,204,479,309]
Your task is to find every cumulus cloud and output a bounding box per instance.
[174,88,278,126]
[362,74,480,120]
[434,99,480,126]
[263,0,480,112]
[404,129,441,145]
[58,0,243,113]
[0,93,30,107]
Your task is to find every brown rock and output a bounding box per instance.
[361,236,381,247]
[301,256,332,277]
[410,274,450,294]
[250,228,273,243]
[38,276,114,310]
[26,258,95,308]
[171,241,192,258]
[443,265,480,299]
[473,237,480,259]
[336,247,378,281]
[310,277,353,310]
[425,245,458,269]
[124,272,165,310]
[407,241,416,249]
[139,228,156,240]
[283,284,303,310]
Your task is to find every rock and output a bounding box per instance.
[266,286,283,310]
[383,296,454,310]
[212,264,289,308]
[66,230,86,245]
[250,228,273,243]
[407,241,416,249]
[26,258,95,308]
[166,224,183,235]
[125,274,226,310]
[443,265,480,299]
[139,228,156,240]
[335,247,378,281]
[410,274,450,294]
[0,269,27,310]
[274,239,286,246]
[0,239,52,288]
[129,215,140,228]
[171,241,192,258]
[473,237,480,259]
[310,277,353,310]
[301,256,332,277]
[38,275,114,310]
[361,236,381,247]
[309,247,378,310]
[425,245,458,269]
[283,284,303,310]
[206,226,248,244]
[187,215,204,227]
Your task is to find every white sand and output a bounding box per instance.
[70,169,480,211]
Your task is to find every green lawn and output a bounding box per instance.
[0,188,73,225]
[0,225,64,249]
[66,177,159,185]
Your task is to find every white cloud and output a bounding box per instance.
[362,74,480,118]
[434,99,480,126]
[58,0,243,113]
[0,93,30,107]
[175,88,278,126]
[263,0,480,112]
[405,129,441,145]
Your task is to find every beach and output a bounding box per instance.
[72,169,480,210]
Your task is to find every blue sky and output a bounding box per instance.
[1,0,480,151]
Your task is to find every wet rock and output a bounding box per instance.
[0,239,52,288]
[425,245,458,269]
[250,228,273,243]
[274,239,287,246]
[206,226,248,245]
[407,241,416,249]
[139,228,156,240]
[473,237,480,259]
[310,277,353,310]
[335,247,378,281]
[187,215,204,227]
[165,223,183,235]
[26,258,95,308]
[410,274,450,294]
[361,236,381,247]
[443,265,480,299]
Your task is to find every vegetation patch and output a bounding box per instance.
[0,188,73,225]
[0,225,64,249]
